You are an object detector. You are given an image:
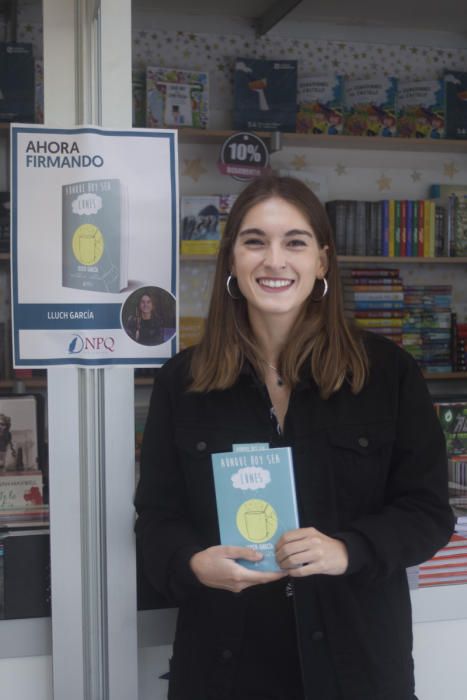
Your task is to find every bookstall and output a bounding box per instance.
[1,1,467,699]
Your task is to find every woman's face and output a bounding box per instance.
[139,294,154,317]
[231,196,327,328]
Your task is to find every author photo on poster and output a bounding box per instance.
[122,286,175,346]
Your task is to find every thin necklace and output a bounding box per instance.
[264,361,284,387]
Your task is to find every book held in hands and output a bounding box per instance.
[211,444,299,572]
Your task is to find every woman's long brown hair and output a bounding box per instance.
[190,174,368,398]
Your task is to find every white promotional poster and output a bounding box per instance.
[10,125,179,367]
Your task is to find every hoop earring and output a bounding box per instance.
[311,277,328,302]
[226,274,241,300]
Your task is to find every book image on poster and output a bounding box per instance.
[146,66,209,129]
[62,178,128,293]
[121,285,176,347]
[211,445,299,572]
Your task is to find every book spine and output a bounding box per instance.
[400,200,407,257]
[406,200,413,257]
[388,200,395,257]
[394,200,401,257]
[382,200,389,256]
[412,201,419,256]
[418,200,425,256]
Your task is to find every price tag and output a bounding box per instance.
[218,132,270,182]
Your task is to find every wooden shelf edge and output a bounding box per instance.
[170,128,467,153]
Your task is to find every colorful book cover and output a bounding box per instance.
[181,195,237,255]
[296,74,344,135]
[211,445,299,572]
[62,178,128,293]
[344,77,397,137]
[233,58,297,133]
[146,66,209,129]
[396,80,445,138]
[0,471,43,512]
[444,70,467,140]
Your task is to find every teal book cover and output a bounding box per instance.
[211,446,299,572]
[62,178,128,293]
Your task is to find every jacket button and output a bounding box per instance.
[221,649,233,661]
[196,441,207,452]
[311,630,324,641]
[358,436,369,448]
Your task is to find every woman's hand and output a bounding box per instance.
[190,545,287,593]
[275,527,349,577]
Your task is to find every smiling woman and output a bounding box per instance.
[135,174,454,700]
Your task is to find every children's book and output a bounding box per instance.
[181,195,236,255]
[233,58,297,133]
[444,70,467,140]
[296,74,344,135]
[62,178,128,293]
[211,445,299,572]
[397,80,445,138]
[344,77,397,137]
[146,66,209,129]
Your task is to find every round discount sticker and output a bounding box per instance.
[218,132,270,182]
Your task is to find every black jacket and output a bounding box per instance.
[135,332,454,700]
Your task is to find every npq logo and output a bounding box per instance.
[68,334,115,354]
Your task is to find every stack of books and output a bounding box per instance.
[408,533,467,589]
[344,268,404,346]
[402,285,453,373]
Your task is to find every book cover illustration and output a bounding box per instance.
[444,70,467,140]
[211,445,299,572]
[181,194,237,255]
[233,58,297,133]
[62,178,128,293]
[397,80,445,138]
[296,74,344,135]
[344,77,397,137]
[146,66,209,129]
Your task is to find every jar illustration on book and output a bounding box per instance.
[236,499,278,543]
